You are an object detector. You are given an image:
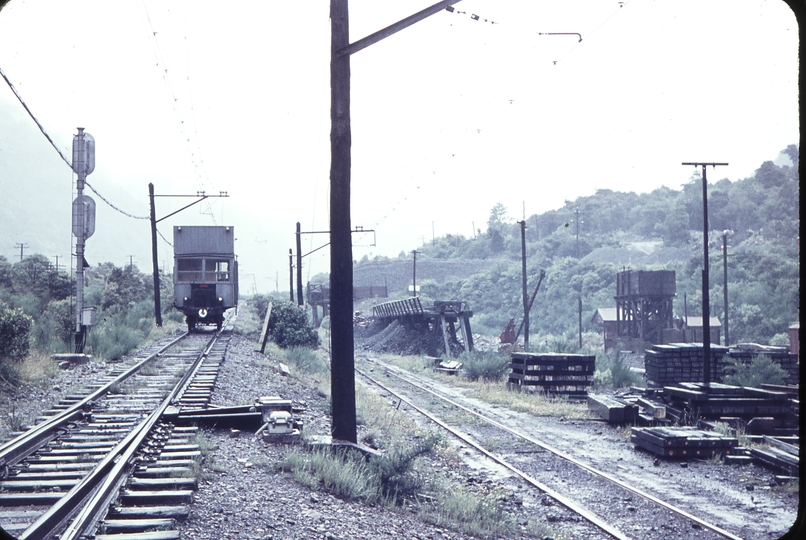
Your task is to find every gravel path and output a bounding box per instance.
[180,334,519,540]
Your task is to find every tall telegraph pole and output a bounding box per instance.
[329,0,463,443]
[682,162,727,385]
[519,220,529,350]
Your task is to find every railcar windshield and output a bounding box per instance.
[177,259,203,282]
[176,258,231,282]
[211,259,230,281]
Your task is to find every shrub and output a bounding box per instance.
[460,349,510,382]
[85,300,155,360]
[32,298,73,352]
[368,434,437,502]
[594,350,640,389]
[0,300,32,360]
[722,354,787,388]
[267,301,320,349]
[278,435,437,504]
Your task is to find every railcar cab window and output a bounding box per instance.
[211,259,230,281]
[177,259,203,282]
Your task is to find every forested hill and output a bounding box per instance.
[355,145,800,346]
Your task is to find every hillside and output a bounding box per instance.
[346,146,800,346]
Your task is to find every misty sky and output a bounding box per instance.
[0,1,798,294]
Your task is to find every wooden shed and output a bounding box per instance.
[592,308,619,352]
[789,323,799,356]
[683,316,722,345]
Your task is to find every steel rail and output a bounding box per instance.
[356,367,632,540]
[20,330,222,540]
[0,332,188,470]
[366,362,744,540]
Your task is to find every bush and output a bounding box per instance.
[0,300,32,360]
[460,349,510,382]
[278,435,437,504]
[594,350,640,389]
[267,301,320,349]
[722,354,787,388]
[32,298,73,352]
[85,300,155,360]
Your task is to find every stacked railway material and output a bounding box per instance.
[631,426,739,458]
[644,343,729,386]
[658,382,798,436]
[728,343,799,386]
[746,435,799,476]
[508,352,595,398]
[588,391,668,425]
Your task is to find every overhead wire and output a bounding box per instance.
[360,1,633,243]
[0,65,149,220]
[140,0,218,223]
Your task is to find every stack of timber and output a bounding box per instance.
[660,382,798,436]
[644,343,729,386]
[588,391,669,425]
[631,426,739,458]
[747,435,799,476]
[588,393,639,424]
[508,352,594,398]
[728,343,799,386]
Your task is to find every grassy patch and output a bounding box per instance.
[283,346,329,374]
[12,352,59,385]
[456,379,590,419]
[420,484,517,538]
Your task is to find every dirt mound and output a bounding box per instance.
[355,319,432,356]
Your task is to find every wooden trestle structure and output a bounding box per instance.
[371,298,474,357]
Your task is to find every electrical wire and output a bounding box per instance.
[361,1,633,240]
[0,65,150,220]
[140,0,218,223]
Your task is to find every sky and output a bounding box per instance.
[0,0,799,295]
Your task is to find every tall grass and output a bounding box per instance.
[420,484,517,537]
[283,346,329,373]
[593,350,640,389]
[459,349,510,382]
[85,300,156,360]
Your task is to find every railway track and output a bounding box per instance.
[0,326,232,540]
[355,357,747,540]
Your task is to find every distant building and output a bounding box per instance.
[591,308,619,352]
[789,323,799,356]
[682,316,722,345]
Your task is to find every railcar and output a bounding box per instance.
[173,225,238,331]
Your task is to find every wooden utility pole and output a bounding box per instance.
[288,249,294,303]
[296,222,304,306]
[682,162,728,385]
[329,0,463,443]
[14,243,28,261]
[722,231,729,347]
[330,0,356,443]
[520,220,528,350]
[411,249,417,296]
[149,183,162,327]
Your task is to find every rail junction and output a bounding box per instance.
[0,326,232,540]
[355,356,755,540]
